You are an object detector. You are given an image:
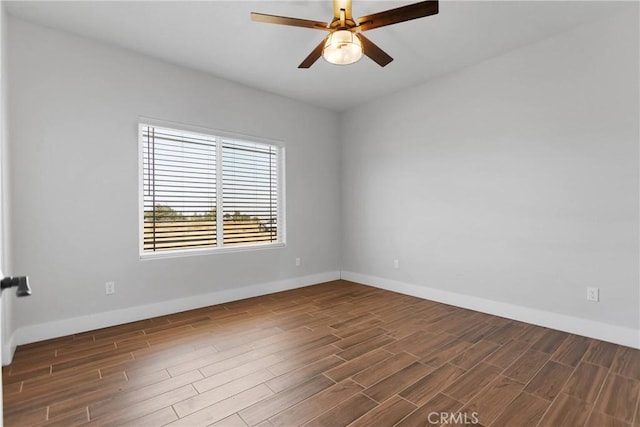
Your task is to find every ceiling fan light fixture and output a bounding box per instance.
[322,30,362,65]
[252,0,439,68]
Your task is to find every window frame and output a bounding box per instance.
[138,119,286,260]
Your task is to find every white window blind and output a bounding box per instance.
[222,139,279,246]
[140,124,283,256]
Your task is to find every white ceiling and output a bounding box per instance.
[5,1,631,112]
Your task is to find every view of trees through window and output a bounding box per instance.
[141,125,281,254]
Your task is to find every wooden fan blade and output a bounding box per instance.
[358,34,393,67]
[333,0,353,19]
[357,1,438,32]
[251,12,329,31]
[298,39,327,68]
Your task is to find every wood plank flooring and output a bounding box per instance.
[3,280,639,426]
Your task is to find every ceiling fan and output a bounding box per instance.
[251,0,439,68]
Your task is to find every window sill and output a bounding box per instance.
[139,242,285,260]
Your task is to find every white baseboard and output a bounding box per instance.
[3,271,340,365]
[2,334,15,366]
[341,271,640,349]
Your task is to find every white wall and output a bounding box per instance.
[341,9,639,344]
[7,17,341,346]
[0,0,11,418]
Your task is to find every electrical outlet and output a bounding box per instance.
[587,287,599,302]
[393,259,400,269]
[105,281,115,295]
[295,257,301,267]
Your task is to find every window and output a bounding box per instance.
[140,123,284,257]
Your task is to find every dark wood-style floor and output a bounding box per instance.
[2,280,639,426]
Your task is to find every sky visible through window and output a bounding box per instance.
[142,127,276,216]
[142,126,216,217]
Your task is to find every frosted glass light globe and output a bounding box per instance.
[322,30,363,65]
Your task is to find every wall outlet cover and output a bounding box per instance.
[106,281,115,295]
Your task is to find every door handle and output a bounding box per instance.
[1,276,32,297]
